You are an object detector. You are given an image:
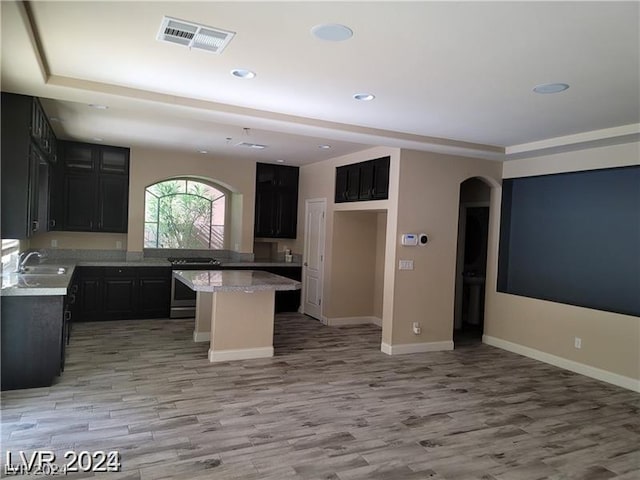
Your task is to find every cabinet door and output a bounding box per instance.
[99,174,129,232]
[345,164,360,201]
[78,274,103,321]
[275,165,299,187]
[48,156,65,230]
[64,173,96,231]
[372,156,390,200]
[137,268,171,319]
[358,161,374,200]
[275,189,298,238]
[99,146,129,174]
[63,142,95,171]
[335,166,348,203]
[254,187,276,237]
[256,163,277,186]
[27,145,42,236]
[103,268,136,320]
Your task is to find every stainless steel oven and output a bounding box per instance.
[169,257,221,318]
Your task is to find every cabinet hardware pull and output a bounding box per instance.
[64,311,72,321]
[49,219,56,228]
[32,220,39,232]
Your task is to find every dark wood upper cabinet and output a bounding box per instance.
[1,92,56,238]
[51,140,130,233]
[254,162,299,238]
[371,156,390,200]
[335,156,390,203]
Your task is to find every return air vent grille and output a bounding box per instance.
[235,142,267,150]
[157,16,235,54]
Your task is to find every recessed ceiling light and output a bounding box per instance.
[276,159,285,163]
[92,137,103,142]
[318,144,331,149]
[88,104,109,109]
[198,150,208,154]
[353,93,375,101]
[231,69,256,79]
[311,23,353,41]
[533,83,570,94]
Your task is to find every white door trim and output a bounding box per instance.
[302,198,326,320]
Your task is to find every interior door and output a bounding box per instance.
[303,199,326,320]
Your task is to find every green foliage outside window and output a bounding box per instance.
[144,179,225,249]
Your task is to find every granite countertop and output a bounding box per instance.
[76,259,302,268]
[1,256,302,296]
[174,270,301,293]
[1,263,77,297]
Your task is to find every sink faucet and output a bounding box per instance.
[17,251,43,273]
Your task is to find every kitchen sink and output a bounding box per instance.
[20,266,67,275]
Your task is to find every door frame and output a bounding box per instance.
[454,201,490,331]
[301,198,326,322]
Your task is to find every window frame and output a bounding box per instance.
[143,178,228,250]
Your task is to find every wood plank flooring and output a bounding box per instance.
[1,314,639,479]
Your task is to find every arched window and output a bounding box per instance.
[144,179,226,249]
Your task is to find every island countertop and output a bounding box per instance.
[174,269,301,293]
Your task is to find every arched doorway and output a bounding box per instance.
[454,177,492,345]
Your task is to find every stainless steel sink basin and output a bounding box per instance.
[20,266,67,275]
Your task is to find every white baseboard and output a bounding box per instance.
[208,346,274,362]
[193,331,210,343]
[381,340,454,355]
[483,335,640,393]
[326,316,381,326]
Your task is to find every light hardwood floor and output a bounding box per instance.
[1,314,639,479]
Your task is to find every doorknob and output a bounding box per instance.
[303,262,308,267]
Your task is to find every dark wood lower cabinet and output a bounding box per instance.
[103,267,137,320]
[1,295,65,390]
[137,267,172,318]
[75,266,171,321]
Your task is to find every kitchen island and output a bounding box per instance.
[173,270,301,362]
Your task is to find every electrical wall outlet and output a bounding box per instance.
[51,239,58,248]
[574,337,582,349]
[412,322,421,335]
[399,260,414,270]
[116,240,122,249]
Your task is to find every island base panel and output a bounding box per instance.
[208,290,276,362]
[193,292,213,342]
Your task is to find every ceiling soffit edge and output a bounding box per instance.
[45,74,506,160]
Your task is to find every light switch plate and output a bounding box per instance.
[399,260,414,270]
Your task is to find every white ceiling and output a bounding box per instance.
[2,1,639,165]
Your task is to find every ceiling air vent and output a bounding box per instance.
[235,142,267,150]
[157,16,235,54]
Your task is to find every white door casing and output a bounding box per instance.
[302,199,326,320]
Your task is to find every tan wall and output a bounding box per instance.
[127,146,256,253]
[392,149,502,345]
[484,141,640,381]
[328,211,378,318]
[29,231,127,250]
[297,146,400,335]
[373,212,387,319]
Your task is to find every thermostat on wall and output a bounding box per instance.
[401,233,418,246]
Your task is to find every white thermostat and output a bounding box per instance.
[401,233,418,246]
